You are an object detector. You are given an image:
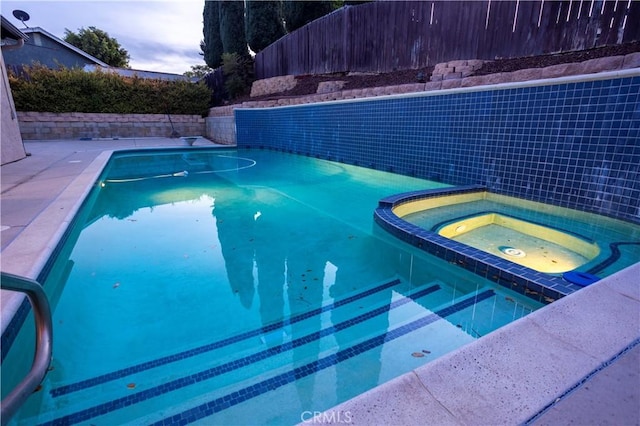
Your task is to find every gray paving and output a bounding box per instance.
[1,138,639,425]
[318,265,639,425]
[531,344,640,426]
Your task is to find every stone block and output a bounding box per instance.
[355,89,368,98]
[250,75,297,97]
[316,80,346,94]
[448,60,468,68]
[395,85,409,94]
[424,81,442,91]
[479,73,508,85]
[443,72,462,80]
[541,62,586,78]
[403,83,424,93]
[509,68,543,82]
[467,59,485,70]
[441,79,462,89]
[432,63,450,73]
[460,76,483,88]
[582,56,624,74]
[622,52,640,69]
[430,74,443,82]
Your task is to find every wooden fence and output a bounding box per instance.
[255,0,640,79]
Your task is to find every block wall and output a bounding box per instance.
[17,112,205,141]
[205,116,236,145]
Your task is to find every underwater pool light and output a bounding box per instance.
[499,246,526,258]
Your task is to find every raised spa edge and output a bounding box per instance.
[374,185,585,303]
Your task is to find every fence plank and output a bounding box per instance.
[255,0,637,79]
[624,1,640,43]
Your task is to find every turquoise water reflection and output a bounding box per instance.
[6,150,542,425]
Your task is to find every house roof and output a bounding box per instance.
[22,26,108,66]
[3,22,195,82]
[1,15,29,41]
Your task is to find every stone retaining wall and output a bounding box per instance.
[430,59,486,81]
[215,52,640,112]
[17,112,205,141]
[250,75,297,97]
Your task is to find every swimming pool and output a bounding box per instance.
[2,148,542,425]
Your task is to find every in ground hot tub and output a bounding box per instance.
[374,185,640,302]
[436,212,600,274]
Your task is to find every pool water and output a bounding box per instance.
[3,149,542,425]
[436,212,601,273]
[454,223,591,273]
[403,196,640,278]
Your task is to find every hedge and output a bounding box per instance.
[8,65,211,115]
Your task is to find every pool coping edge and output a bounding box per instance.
[313,262,640,425]
[1,150,113,337]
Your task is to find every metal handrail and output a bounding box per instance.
[1,272,53,426]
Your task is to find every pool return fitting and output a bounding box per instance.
[0,272,53,426]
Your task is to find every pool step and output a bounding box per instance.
[138,287,498,426]
[24,281,500,425]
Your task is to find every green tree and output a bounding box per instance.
[219,0,249,57]
[283,1,334,33]
[245,1,286,53]
[183,64,213,78]
[202,0,224,68]
[63,26,130,68]
[221,52,253,99]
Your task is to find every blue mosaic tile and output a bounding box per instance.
[144,289,495,426]
[42,283,445,425]
[0,298,30,363]
[238,74,640,224]
[51,277,403,397]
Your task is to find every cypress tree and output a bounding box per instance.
[203,0,223,68]
[219,0,249,57]
[245,1,286,53]
[283,1,334,33]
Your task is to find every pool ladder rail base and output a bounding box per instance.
[0,272,53,426]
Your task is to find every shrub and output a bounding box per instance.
[8,65,211,115]
[221,53,254,100]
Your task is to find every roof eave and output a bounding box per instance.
[22,26,109,67]
[1,15,29,41]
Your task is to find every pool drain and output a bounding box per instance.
[499,246,526,258]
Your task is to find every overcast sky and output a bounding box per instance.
[2,0,206,74]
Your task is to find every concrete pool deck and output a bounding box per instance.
[1,138,639,425]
